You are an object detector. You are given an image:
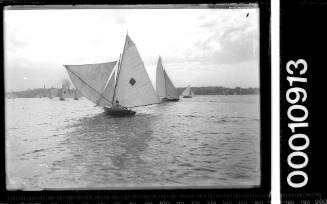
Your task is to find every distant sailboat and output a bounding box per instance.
[48,88,57,99]
[48,90,53,99]
[73,89,79,100]
[156,56,179,102]
[7,92,16,99]
[64,34,159,116]
[59,84,69,100]
[182,85,194,98]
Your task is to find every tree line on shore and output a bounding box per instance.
[6,88,73,98]
[177,86,259,95]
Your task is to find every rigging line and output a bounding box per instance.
[65,66,112,105]
[128,102,160,108]
[112,53,122,103]
[101,61,118,94]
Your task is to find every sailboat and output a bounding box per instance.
[64,34,159,116]
[156,56,179,102]
[48,89,53,99]
[182,85,194,98]
[73,89,79,100]
[59,84,69,100]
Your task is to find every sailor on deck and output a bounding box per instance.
[112,100,126,110]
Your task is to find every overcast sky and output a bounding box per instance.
[5,6,259,92]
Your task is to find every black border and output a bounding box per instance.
[1,1,270,203]
[280,0,327,202]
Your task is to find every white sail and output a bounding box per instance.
[182,85,192,96]
[64,61,116,106]
[156,56,166,99]
[114,35,159,108]
[97,64,118,107]
[156,56,179,99]
[164,70,179,99]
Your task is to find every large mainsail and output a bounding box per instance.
[156,56,179,99]
[64,61,117,106]
[114,35,159,108]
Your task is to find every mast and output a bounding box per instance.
[112,33,129,104]
[112,54,122,103]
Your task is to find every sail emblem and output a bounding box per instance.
[129,78,136,86]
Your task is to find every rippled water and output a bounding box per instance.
[6,95,260,189]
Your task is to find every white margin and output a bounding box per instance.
[271,0,280,203]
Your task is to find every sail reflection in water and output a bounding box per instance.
[56,113,157,187]
[6,95,260,189]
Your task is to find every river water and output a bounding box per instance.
[6,95,260,190]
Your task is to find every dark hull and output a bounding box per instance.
[161,97,179,102]
[104,107,136,117]
[183,96,192,98]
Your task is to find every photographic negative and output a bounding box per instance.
[5,4,262,190]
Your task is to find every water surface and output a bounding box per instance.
[6,95,260,189]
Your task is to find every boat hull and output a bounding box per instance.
[183,96,192,98]
[104,107,136,117]
[161,97,179,102]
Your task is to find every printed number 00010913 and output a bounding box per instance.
[285,59,309,188]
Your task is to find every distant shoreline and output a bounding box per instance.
[6,86,259,98]
[176,86,259,95]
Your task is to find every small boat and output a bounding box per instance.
[156,56,179,102]
[182,85,194,98]
[64,34,159,116]
[48,88,55,99]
